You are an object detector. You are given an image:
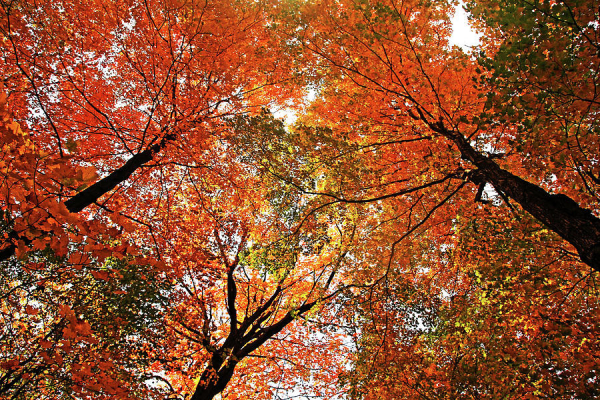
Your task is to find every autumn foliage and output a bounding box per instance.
[1,0,600,398]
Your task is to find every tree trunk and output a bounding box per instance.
[64,142,164,213]
[0,137,171,262]
[442,126,600,272]
[190,365,236,400]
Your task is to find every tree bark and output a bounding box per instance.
[438,124,600,272]
[0,137,171,262]
[190,365,237,400]
[64,140,167,213]
[187,297,322,400]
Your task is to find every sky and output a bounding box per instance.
[449,3,481,49]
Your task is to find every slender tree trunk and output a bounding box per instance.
[64,140,167,213]
[441,125,600,272]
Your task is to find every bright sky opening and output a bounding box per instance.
[449,3,481,49]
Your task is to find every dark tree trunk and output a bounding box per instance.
[64,142,164,213]
[190,365,237,400]
[0,137,171,262]
[441,125,600,272]
[187,300,320,400]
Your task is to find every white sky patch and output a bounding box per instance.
[449,3,481,49]
[273,106,298,125]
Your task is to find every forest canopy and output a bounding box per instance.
[1,0,599,398]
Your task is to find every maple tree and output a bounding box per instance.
[0,0,299,261]
[0,0,342,397]
[272,0,600,398]
[2,0,600,398]
[161,221,350,400]
[277,0,600,271]
[0,92,174,397]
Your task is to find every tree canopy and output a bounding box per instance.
[1,0,599,398]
